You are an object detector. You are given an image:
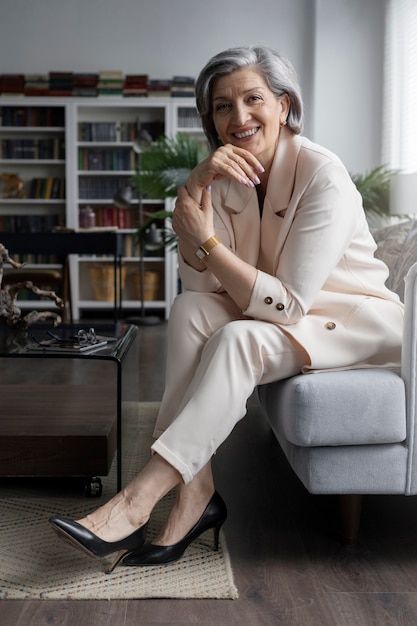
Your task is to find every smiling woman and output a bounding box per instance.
[49,45,404,574]
[196,46,304,154]
[211,68,288,177]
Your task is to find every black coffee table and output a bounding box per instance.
[0,322,138,495]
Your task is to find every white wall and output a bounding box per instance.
[0,0,385,173]
[313,0,386,174]
[0,0,312,77]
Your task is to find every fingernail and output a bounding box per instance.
[206,185,212,191]
[242,178,255,188]
[258,165,265,173]
[254,175,261,185]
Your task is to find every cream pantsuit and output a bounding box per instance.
[151,128,404,484]
[152,291,308,483]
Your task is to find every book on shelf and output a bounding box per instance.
[97,70,124,96]
[49,72,73,88]
[78,146,135,171]
[99,70,124,79]
[0,137,65,160]
[147,79,172,96]
[24,73,49,96]
[0,74,25,96]
[78,120,138,142]
[92,205,137,229]
[123,74,148,97]
[177,107,202,128]
[48,71,74,97]
[28,177,65,199]
[171,75,195,97]
[78,175,129,200]
[0,213,62,234]
[72,73,98,97]
[0,106,65,127]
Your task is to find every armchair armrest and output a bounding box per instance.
[401,261,417,493]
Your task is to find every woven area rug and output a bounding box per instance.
[0,402,238,600]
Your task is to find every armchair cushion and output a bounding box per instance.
[258,368,406,447]
[373,219,416,300]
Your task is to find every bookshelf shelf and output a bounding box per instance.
[0,199,65,204]
[0,159,65,165]
[78,169,136,176]
[0,126,65,131]
[0,96,204,320]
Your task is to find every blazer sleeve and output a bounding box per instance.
[178,251,224,293]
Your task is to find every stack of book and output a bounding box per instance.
[78,147,135,171]
[0,213,62,234]
[147,79,172,97]
[0,71,197,99]
[177,107,202,129]
[78,175,127,200]
[24,74,49,96]
[78,121,137,142]
[73,73,98,97]
[1,137,65,160]
[0,74,25,96]
[28,177,65,199]
[97,71,124,96]
[123,74,148,97]
[171,76,195,98]
[49,72,74,96]
[93,205,136,229]
[0,106,65,127]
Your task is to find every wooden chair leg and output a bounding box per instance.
[339,494,363,546]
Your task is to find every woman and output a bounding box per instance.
[49,45,403,572]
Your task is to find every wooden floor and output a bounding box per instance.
[4,322,417,625]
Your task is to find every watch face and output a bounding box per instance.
[195,247,207,260]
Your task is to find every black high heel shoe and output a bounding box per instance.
[123,491,227,566]
[48,516,148,573]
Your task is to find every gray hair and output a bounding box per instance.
[195,45,304,151]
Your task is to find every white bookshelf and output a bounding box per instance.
[0,96,204,320]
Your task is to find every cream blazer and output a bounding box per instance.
[179,128,404,371]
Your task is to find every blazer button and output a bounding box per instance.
[325,321,336,330]
[276,303,285,311]
[264,296,273,305]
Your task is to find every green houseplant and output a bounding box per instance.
[350,165,397,218]
[132,133,207,249]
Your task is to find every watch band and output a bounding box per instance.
[195,235,222,261]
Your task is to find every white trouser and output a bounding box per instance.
[151,291,308,483]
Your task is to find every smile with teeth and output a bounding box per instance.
[234,127,259,139]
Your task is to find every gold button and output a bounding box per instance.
[325,322,336,330]
[264,297,273,305]
[276,303,285,311]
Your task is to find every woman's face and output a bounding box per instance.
[211,67,289,169]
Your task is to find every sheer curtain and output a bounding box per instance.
[382,0,417,173]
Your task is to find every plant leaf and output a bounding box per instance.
[350,165,398,216]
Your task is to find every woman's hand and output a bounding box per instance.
[173,185,258,307]
[172,185,214,252]
[186,144,265,203]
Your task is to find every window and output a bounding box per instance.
[382,0,417,173]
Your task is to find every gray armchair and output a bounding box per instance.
[258,220,417,544]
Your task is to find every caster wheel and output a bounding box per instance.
[84,477,102,497]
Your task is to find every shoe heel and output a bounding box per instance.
[105,549,130,574]
[213,522,223,551]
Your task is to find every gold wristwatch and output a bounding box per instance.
[195,235,222,261]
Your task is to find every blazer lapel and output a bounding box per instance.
[262,129,303,271]
[216,129,303,270]
[223,179,261,265]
